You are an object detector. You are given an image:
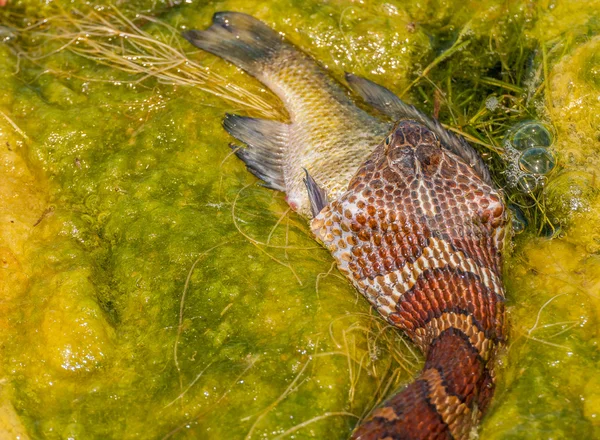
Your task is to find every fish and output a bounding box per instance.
[183,12,506,440]
[182,12,489,218]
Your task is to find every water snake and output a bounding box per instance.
[311,120,506,439]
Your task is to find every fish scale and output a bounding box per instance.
[183,12,390,217]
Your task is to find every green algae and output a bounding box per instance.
[1,0,600,439]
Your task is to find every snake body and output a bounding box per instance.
[312,120,507,439]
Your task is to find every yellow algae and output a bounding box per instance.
[0,1,600,439]
[0,389,30,440]
[38,270,115,374]
[39,78,88,109]
[531,0,600,41]
[0,123,46,301]
[0,101,46,440]
[480,28,600,435]
[482,236,599,438]
[0,116,45,331]
[583,375,600,426]
[546,37,600,251]
[548,37,600,167]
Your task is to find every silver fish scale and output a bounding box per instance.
[263,52,390,216]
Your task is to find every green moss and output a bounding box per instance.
[483,238,600,438]
[1,0,600,439]
[531,0,600,42]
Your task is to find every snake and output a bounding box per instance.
[311,120,507,439]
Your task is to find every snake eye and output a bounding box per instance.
[385,136,392,147]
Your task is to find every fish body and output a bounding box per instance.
[311,120,506,439]
[184,12,506,439]
[183,12,389,217]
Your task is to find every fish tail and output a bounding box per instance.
[183,12,360,119]
[182,12,287,79]
[352,328,496,440]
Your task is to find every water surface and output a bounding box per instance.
[0,0,599,438]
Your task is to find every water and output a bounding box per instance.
[0,0,599,439]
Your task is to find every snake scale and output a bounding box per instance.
[183,12,508,439]
[312,120,507,439]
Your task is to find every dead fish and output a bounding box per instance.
[182,12,489,218]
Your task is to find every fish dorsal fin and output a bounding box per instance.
[303,169,328,218]
[345,73,492,184]
[345,72,411,119]
[224,114,289,191]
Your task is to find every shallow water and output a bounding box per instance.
[0,0,599,439]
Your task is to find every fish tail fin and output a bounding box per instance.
[224,114,288,191]
[352,327,496,440]
[182,12,286,77]
[345,72,492,184]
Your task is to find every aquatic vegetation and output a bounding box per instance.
[0,0,599,439]
[6,2,559,233]
[5,7,281,118]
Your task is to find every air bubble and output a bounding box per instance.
[517,174,539,193]
[519,147,556,175]
[507,121,554,151]
[509,204,528,234]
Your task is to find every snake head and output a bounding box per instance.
[384,120,444,179]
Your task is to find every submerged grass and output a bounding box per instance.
[406,26,560,236]
[6,6,281,118]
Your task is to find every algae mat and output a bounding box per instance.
[0,0,599,438]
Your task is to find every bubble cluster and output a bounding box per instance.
[508,204,528,234]
[504,120,557,193]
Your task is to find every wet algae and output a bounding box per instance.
[0,0,599,438]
